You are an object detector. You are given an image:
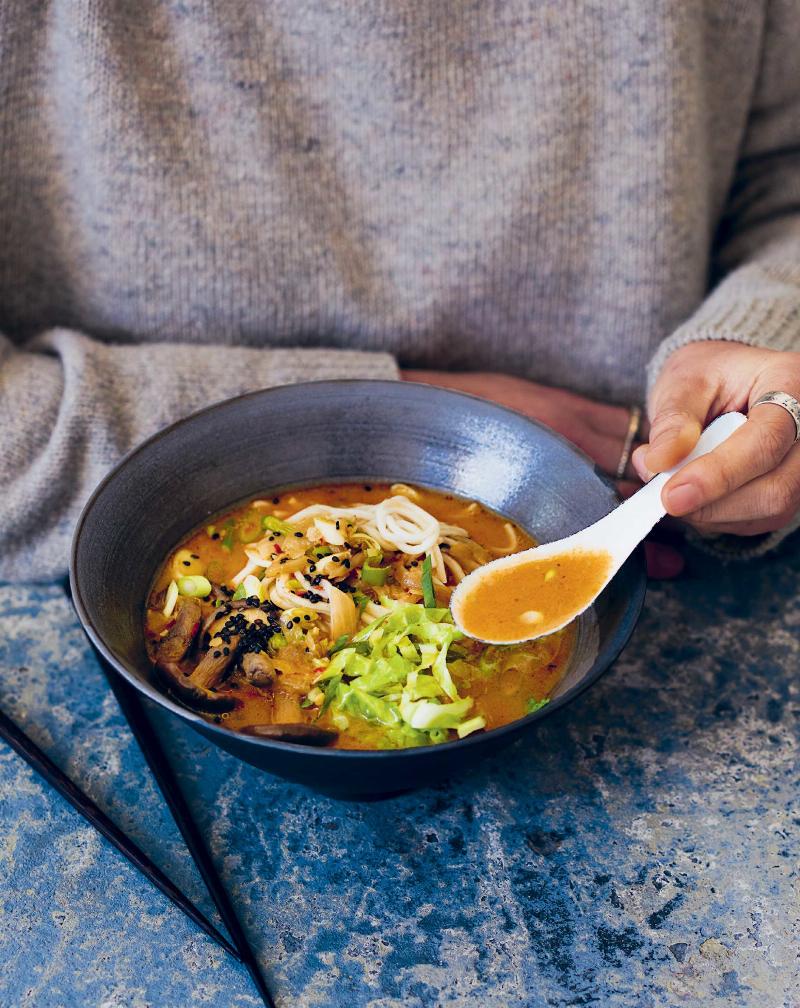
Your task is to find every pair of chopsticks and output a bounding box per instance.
[0,661,276,1007]
[0,704,236,956]
[101,663,276,1008]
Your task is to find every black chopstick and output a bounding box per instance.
[0,704,240,961]
[100,661,276,1008]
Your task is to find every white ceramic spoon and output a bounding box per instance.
[450,411,747,644]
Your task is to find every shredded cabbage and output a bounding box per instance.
[316,604,480,745]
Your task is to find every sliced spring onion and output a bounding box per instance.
[421,555,436,608]
[361,560,389,586]
[232,582,248,601]
[525,697,550,714]
[162,580,179,617]
[329,634,351,655]
[237,512,263,543]
[262,515,298,536]
[177,575,212,598]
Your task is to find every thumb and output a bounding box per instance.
[637,374,713,475]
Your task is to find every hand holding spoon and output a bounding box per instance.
[450,411,747,644]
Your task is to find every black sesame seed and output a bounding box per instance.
[343,559,351,569]
[223,647,230,656]
[294,532,303,538]
[191,553,199,559]
[364,485,372,491]
[304,615,311,621]
[182,560,191,566]
[213,650,221,658]
[211,532,220,540]
[272,497,280,504]
[279,558,288,564]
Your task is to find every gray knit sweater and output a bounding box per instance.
[1,1,799,580]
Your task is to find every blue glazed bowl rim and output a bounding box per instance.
[70,379,647,761]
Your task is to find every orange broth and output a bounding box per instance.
[456,549,613,643]
[145,484,576,749]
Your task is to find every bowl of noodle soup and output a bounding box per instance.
[71,380,645,797]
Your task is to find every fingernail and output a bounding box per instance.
[665,483,701,515]
[631,446,653,482]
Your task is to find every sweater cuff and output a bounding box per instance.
[686,511,800,562]
[646,257,800,394]
[248,347,400,387]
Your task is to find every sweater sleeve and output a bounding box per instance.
[0,328,398,582]
[647,0,800,384]
[645,0,800,561]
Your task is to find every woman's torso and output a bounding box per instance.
[0,1,765,402]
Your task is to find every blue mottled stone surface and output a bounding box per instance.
[1,543,799,1007]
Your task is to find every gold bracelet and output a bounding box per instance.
[615,405,642,480]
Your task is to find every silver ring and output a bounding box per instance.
[615,404,642,479]
[750,391,800,443]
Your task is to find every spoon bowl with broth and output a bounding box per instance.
[451,413,746,644]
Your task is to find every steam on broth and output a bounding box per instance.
[144,484,575,749]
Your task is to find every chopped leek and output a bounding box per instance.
[317,674,342,717]
[421,555,436,608]
[262,515,298,536]
[457,715,486,739]
[361,560,389,586]
[162,580,179,617]
[177,575,212,598]
[316,604,478,744]
[399,695,473,730]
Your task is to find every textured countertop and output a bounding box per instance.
[1,540,798,1008]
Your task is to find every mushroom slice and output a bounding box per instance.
[158,598,202,662]
[239,723,337,746]
[155,660,237,712]
[241,652,275,687]
[187,634,241,690]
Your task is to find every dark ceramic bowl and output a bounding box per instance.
[70,380,645,798]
